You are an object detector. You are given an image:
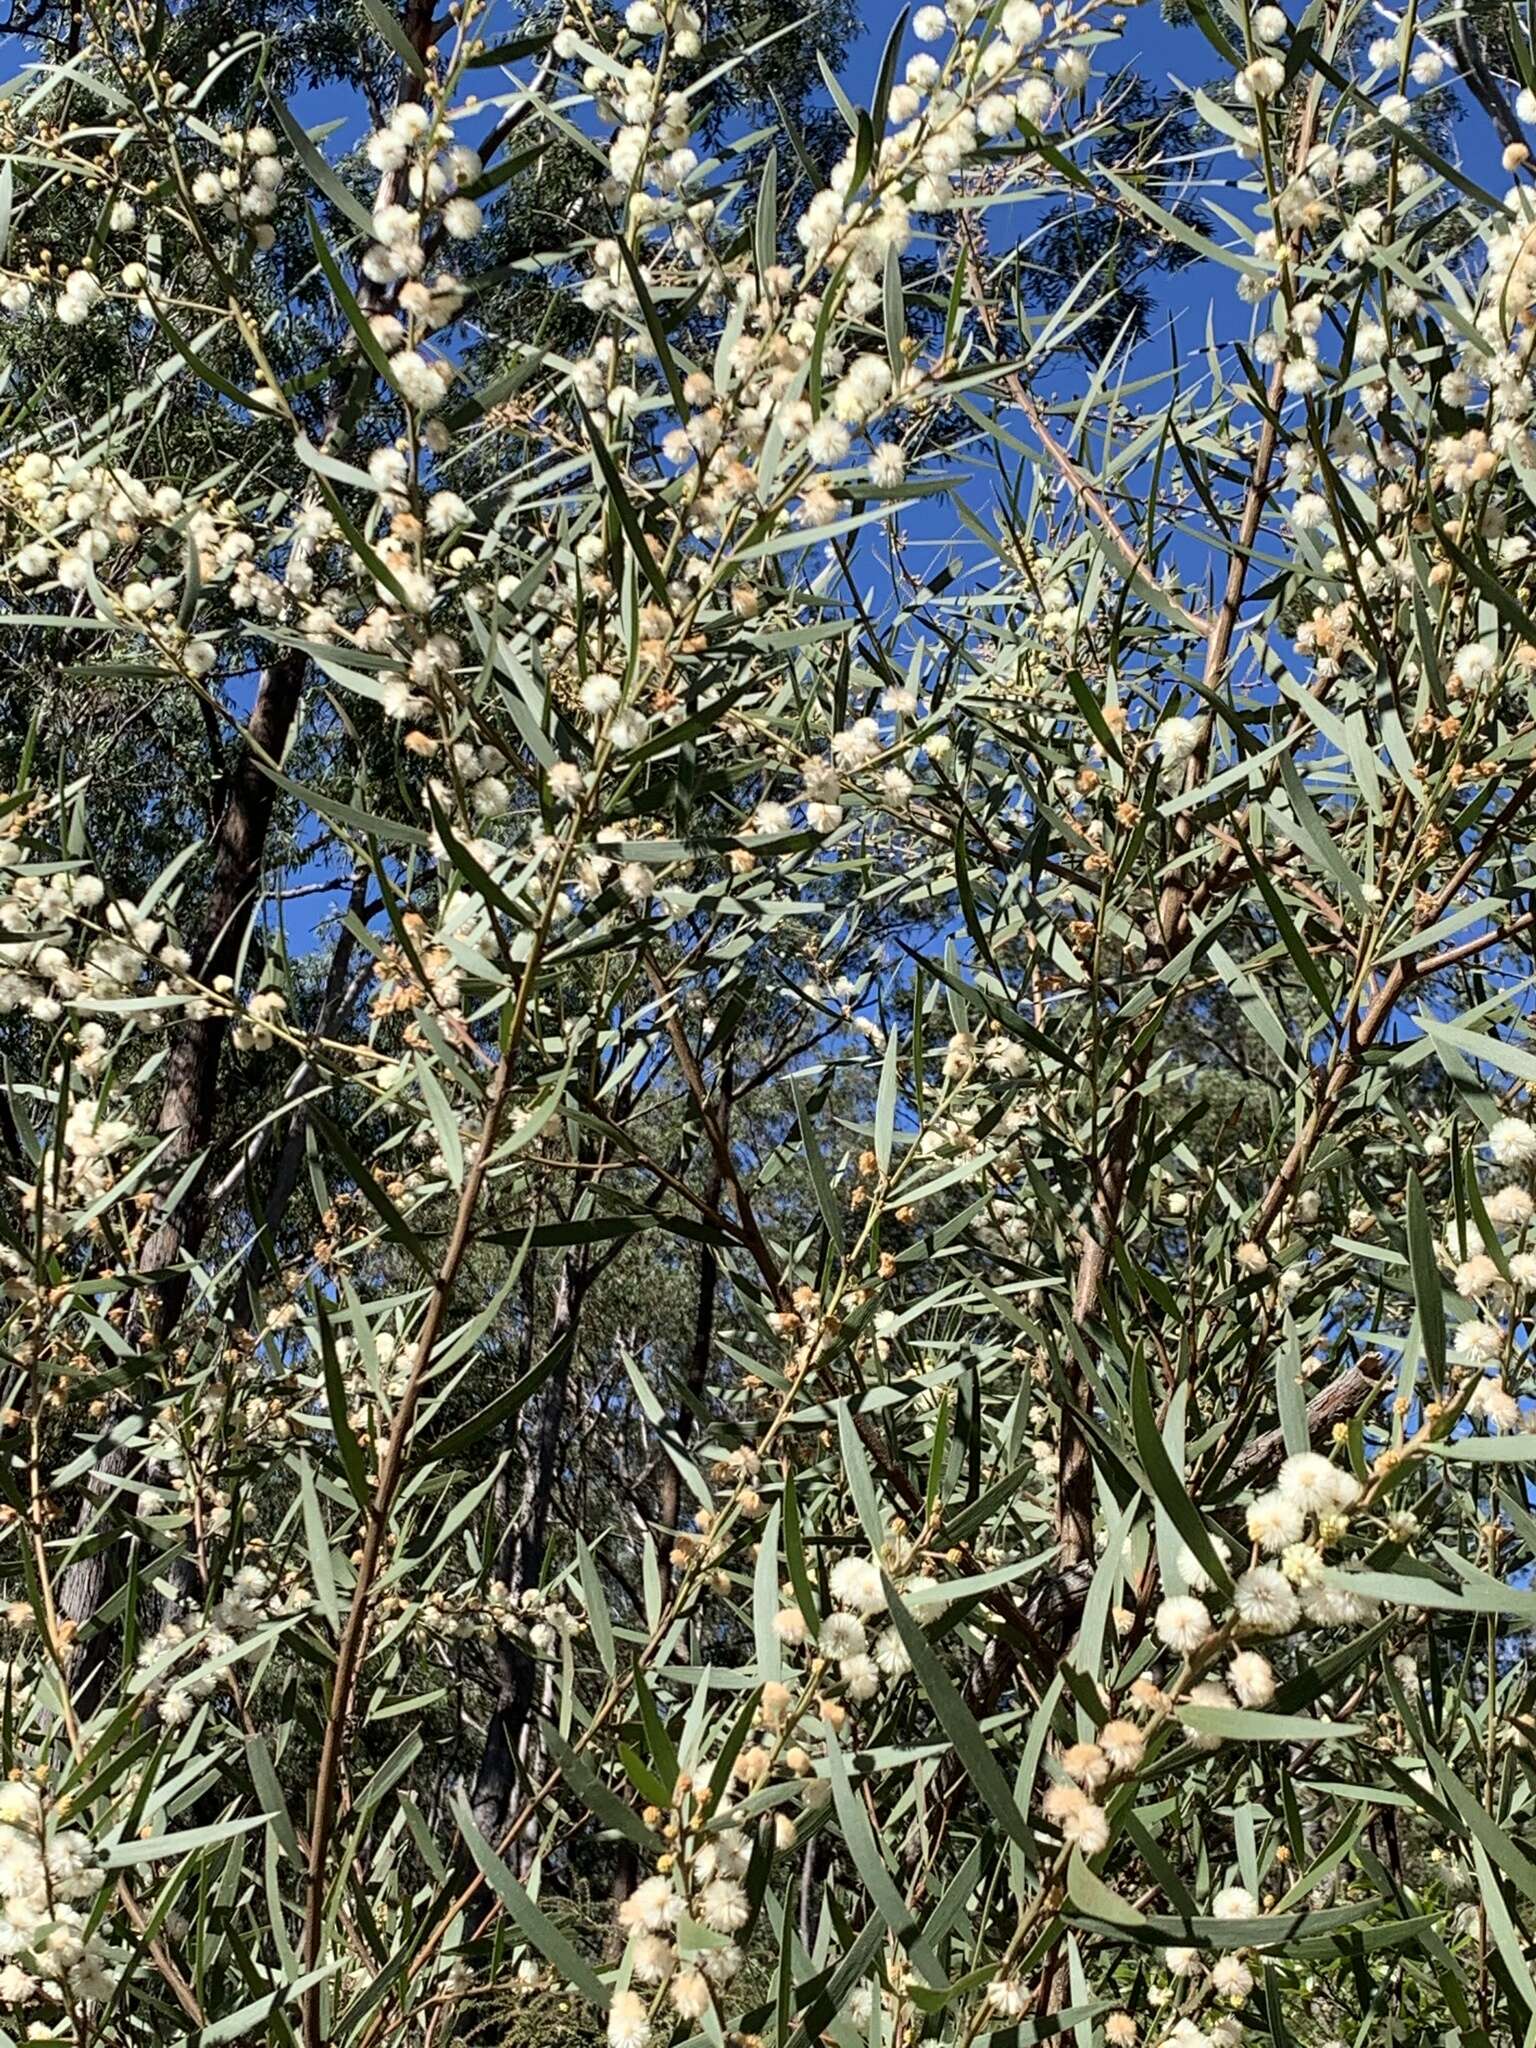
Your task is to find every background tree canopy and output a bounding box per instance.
[0,0,1534,2045]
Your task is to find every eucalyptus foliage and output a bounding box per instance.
[0,0,1534,2045]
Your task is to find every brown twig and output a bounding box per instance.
[1220,1358,1384,1489]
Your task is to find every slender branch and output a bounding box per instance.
[958,223,1209,644]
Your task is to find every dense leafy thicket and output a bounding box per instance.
[0,0,1535,2045]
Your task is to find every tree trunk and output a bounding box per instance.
[56,649,308,1693]
[229,862,372,1331]
[468,1250,585,1837]
[658,1164,722,1597]
[138,647,308,1336]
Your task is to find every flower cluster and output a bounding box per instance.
[135,1561,310,1726]
[188,125,287,249]
[0,1780,115,2010]
[407,1578,587,1655]
[769,1553,936,1711]
[609,1820,756,2043]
